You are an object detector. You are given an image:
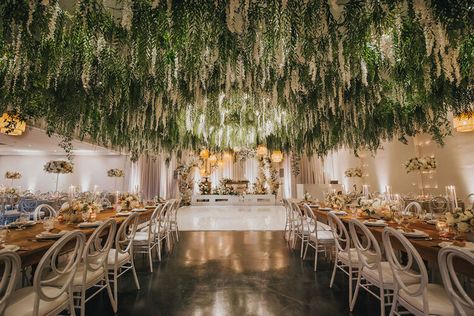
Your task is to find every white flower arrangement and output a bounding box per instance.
[43,160,74,174]
[107,168,124,177]
[304,191,312,201]
[5,171,21,179]
[446,208,474,233]
[236,149,255,161]
[212,178,237,195]
[3,187,19,195]
[60,199,102,222]
[325,192,350,209]
[118,192,140,210]
[403,155,436,173]
[198,177,211,195]
[344,167,362,178]
[359,198,398,217]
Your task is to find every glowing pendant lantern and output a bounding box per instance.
[199,149,210,159]
[453,113,474,132]
[217,160,224,167]
[271,150,283,163]
[208,154,218,165]
[200,168,207,177]
[256,145,268,156]
[0,113,26,136]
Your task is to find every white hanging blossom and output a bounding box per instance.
[121,0,133,31]
[360,59,368,86]
[26,0,36,35]
[47,3,61,40]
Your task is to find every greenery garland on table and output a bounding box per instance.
[0,0,473,156]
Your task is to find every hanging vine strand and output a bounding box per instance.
[0,0,472,156]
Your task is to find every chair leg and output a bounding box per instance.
[379,286,386,316]
[313,246,318,271]
[389,291,399,316]
[68,287,76,316]
[348,267,354,307]
[112,270,118,311]
[330,259,337,288]
[157,241,162,261]
[350,273,361,311]
[105,273,117,313]
[300,236,305,258]
[130,260,141,290]
[148,249,154,273]
[80,288,86,316]
[303,240,310,259]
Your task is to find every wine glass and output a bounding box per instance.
[402,212,413,230]
[436,220,449,240]
[393,211,404,228]
[16,212,29,230]
[81,211,89,223]
[0,228,7,248]
[43,218,54,232]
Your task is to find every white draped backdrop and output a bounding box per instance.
[132,153,330,200]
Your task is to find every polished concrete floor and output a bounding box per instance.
[178,205,286,231]
[89,231,378,315]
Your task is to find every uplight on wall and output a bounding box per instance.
[0,113,26,136]
[453,113,474,132]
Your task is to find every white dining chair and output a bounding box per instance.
[32,204,57,221]
[166,199,180,245]
[289,200,307,255]
[0,251,21,315]
[328,212,360,307]
[438,246,474,316]
[5,231,85,316]
[302,204,334,271]
[107,212,140,311]
[349,219,418,316]
[133,203,167,272]
[282,199,291,239]
[57,219,117,316]
[404,201,424,219]
[382,226,455,316]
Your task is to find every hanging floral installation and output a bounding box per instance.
[403,155,437,173]
[0,0,472,156]
[175,160,198,205]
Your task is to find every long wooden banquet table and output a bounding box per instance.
[7,208,154,267]
[303,204,474,278]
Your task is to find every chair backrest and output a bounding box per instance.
[382,227,428,311]
[114,213,139,259]
[327,212,351,254]
[33,231,85,313]
[403,201,423,218]
[33,204,57,221]
[429,196,449,217]
[0,251,21,315]
[83,219,116,273]
[146,204,165,240]
[303,204,322,238]
[438,247,474,316]
[289,200,303,227]
[348,219,382,271]
[18,198,37,213]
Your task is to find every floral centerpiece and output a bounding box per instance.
[118,192,140,211]
[325,192,351,209]
[5,171,21,180]
[107,168,124,177]
[44,160,74,174]
[359,198,399,218]
[3,187,19,196]
[44,160,74,192]
[446,208,474,234]
[304,192,312,202]
[59,199,101,223]
[199,177,212,195]
[404,156,436,173]
[344,167,362,178]
[212,178,237,195]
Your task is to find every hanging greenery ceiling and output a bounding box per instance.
[0,0,473,156]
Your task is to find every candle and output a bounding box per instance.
[341,184,346,194]
[446,185,458,210]
[362,185,369,197]
[69,185,75,200]
[385,185,392,201]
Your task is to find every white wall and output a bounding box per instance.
[324,131,474,199]
[0,154,131,193]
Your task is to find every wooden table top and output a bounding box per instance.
[6,208,154,267]
[300,204,474,277]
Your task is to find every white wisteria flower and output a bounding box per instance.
[403,155,436,173]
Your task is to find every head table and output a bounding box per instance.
[6,208,154,267]
[301,204,473,278]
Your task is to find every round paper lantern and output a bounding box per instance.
[256,145,267,156]
[453,113,474,132]
[199,149,210,159]
[271,150,283,163]
[208,154,217,164]
[0,113,26,136]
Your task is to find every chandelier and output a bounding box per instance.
[453,113,474,132]
[0,113,26,136]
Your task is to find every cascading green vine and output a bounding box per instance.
[0,0,472,156]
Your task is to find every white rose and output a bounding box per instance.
[457,222,471,233]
